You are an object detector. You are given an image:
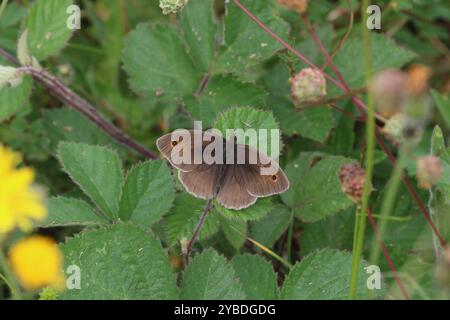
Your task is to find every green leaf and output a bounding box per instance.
[249,204,292,248]
[119,160,174,227]
[0,3,27,51]
[231,254,278,299]
[165,193,220,246]
[268,97,333,142]
[219,216,247,250]
[58,142,123,218]
[217,0,289,77]
[26,0,74,60]
[300,207,355,256]
[431,126,450,199]
[122,23,200,99]
[180,249,245,299]
[60,223,178,299]
[0,76,32,122]
[180,0,218,72]
[36,197,107,228]
[214,197,273,221]
[281,153,354,222]
[331,34,416,95]
[42,108,119,153]
[184,76,267,125]
[213,107,281,158]
[280,249,369,299]
[431,90,450,129]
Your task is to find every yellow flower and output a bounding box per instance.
[0,145,47,233]
[9,236,65,290]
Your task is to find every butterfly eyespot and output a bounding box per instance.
[171,140,178,146]
[271,175,277,181]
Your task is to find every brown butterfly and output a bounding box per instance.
[156,129,289,210]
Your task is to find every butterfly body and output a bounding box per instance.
[157,130,289,210]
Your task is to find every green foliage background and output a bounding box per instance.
[1,0,450,300]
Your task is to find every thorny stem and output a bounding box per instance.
[14,66,157,160]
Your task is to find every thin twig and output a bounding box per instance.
[14,66,157,160]
[184,198,214,265]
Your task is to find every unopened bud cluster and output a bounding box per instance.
[416,155,442,189]
[339,163,368,203]
[371,65,433,145]
[159,0,188,15]
[290,68,327,106]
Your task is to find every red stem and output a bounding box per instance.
[366,208,410,300]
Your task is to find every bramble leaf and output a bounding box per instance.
[58,142,123,218]
[330,34,416,95]
[42,108,119,153]
[281,153,355,222]
[119,160,174,227]
[249,204,292,248]
[60,223,178,299]
[180,249,245,299]
[180,0,218,72]
[213,107,281,158]
[214,197,273,221]
[217,0,289,77]
[184,76,267,125]
[219,216,247,250]
[122,23,200,99]
[0,76,32,122]
[231,254,278,299]
[281,249,369,299]
[26,0,74,60]
[36,197,107,228]
[165,193,220,246]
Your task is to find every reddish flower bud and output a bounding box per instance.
[370,69,408,118]
[339,163,368,203]
[416,156,442,189]
[278,0,308,13]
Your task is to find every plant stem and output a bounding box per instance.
[369,146,407,266]
[286,211,294,263]
[15,66,157,160]
[0,0,8,18]
[349,0,375,300]
[0,249,22,300]
[184,199,214,265]
[247,237,293,270]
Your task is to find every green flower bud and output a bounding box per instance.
[159,0,188,15]
[39,286,59,300]
[382,112,423,145]
[290,68,327,106]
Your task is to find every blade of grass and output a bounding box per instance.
[349,0,375,300]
